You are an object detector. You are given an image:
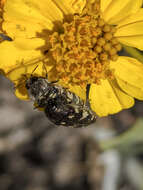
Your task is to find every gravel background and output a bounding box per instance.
[0,74,143,190]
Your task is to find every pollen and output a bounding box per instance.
[45,0,122,87]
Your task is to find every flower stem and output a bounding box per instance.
[99,118,143,152]
[122,45,143,63]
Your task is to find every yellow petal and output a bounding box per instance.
[109,79,134,109]
[115,21,143,37]
[0,39,44,73]
[12,37,45,50]
[27,0,64,22]
[100,0,112,13]
[117,8,143,27]
[110,56,143,100]
[102,0,142,25]
[53,0,86,15]
[10,66,30,100]
[115,9,143,50]
[116,77,143,100]
[3,0,61,38]
[117,35,143,50]
[89,80,124,117]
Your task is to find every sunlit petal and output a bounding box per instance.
[52,0,86,14]
[101,0,142,24]
[0,39,44,73]
[110,56,143,100]
[115,21,143,37]
[116,77,143,100]
[109,79,134,109]
[114,9,143,50]
[100,0,112,13]
[3,0,62,38]
[89,80,123,116]
[117,35,143,50]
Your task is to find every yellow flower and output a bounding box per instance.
[0,0,143,116]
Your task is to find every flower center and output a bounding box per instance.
[46,0,122,87]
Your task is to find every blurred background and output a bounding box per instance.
[0,73,143,190]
